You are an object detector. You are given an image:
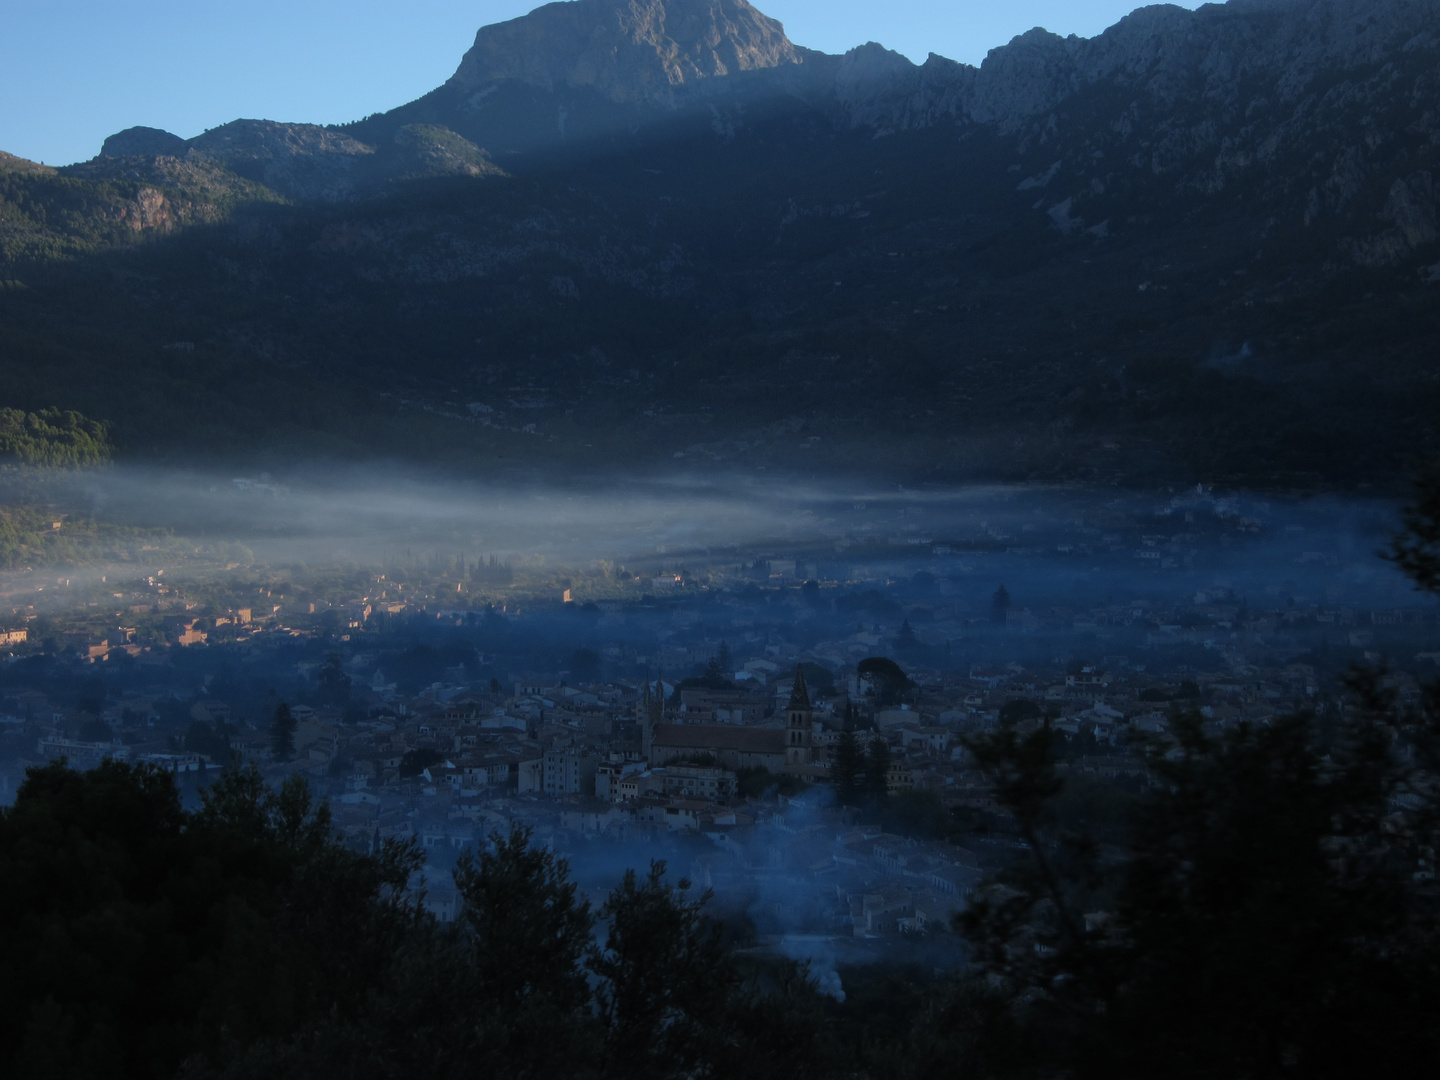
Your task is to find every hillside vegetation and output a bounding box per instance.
[0,408,109,468]
[0,0,1437,488]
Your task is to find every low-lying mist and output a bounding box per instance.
[5,462,1437,993]
[22,463,1418,612]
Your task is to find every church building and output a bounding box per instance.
[641,668,818,775]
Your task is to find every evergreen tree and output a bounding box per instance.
[270,702,297,761]
[857,657,912,707]
[1389,461,1440,592]
[315,653,351,706]
[454,825,594,1019]
[865,737,892,802]
[895,618,918,651]
[0,761,421,1080]
[953,471,1440,1078]
[451,825,598,1074]
[990,584,1011,625]
[0,407,110,468]
[591,862,734,1080]
[845,701,866,730]
[832,728,864,806]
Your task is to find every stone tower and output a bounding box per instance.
[642,668,664,761]
[785,666,813,767]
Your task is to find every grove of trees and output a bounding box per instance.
[0,406,109,467]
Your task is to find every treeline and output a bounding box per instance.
[0,313,565,473]
[933,474,1440,1076]
[10,676,1440,1080]
[0,406,109,467]
[0,503,197,570]
[0,163,279,267]
[0,764,833,1080]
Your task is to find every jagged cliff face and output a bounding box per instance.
[62,0,804,199]
[12,0,1440,290]
[449,0,802,104]
[49,0,1440,215]
[826,0,1440,129]
[797,0,1440,269]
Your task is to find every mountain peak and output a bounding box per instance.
[448,0,802,105]
[101,126,189,159]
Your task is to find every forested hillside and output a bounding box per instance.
[1,0,1437,488]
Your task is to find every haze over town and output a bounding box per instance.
[3,1,1439,1074]
[4,468,1432,965]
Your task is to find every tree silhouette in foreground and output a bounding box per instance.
[592,863,734,1080]
[956,469,1440,1077]
[0,762,421,1080]
[202,824,836,1080]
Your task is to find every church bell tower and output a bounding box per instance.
[642,668,663,761]
[785,667,813,766]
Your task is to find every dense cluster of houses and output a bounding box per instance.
[3,518,1437,936]
[8,625,1425,935]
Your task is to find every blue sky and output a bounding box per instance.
[0,1,1202,166]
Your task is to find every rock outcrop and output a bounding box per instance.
[822,0,1440,131]
[63,0,1440,208]
[75,116,507,203]
[101,126,189,158]
[781,0,1440,267]
[27,0,1440,271]
[391,123,503,179]
[448,0,803,105]
[431,0,1440,133]
[186,120,377,201]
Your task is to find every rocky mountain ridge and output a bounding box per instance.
[450,0,802,103]
[73,119,501,204]
[38,0,1440,216]
[39,0,807,202]
[0,151,55,177]
[1,0,1438,485]
[819,0,1440,130]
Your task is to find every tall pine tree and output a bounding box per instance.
[270,702,297,761]
[832,729,863,806]
[990,584,1011,625]
[865,737,892,803]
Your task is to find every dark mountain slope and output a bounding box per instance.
[0,0,1437,487]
